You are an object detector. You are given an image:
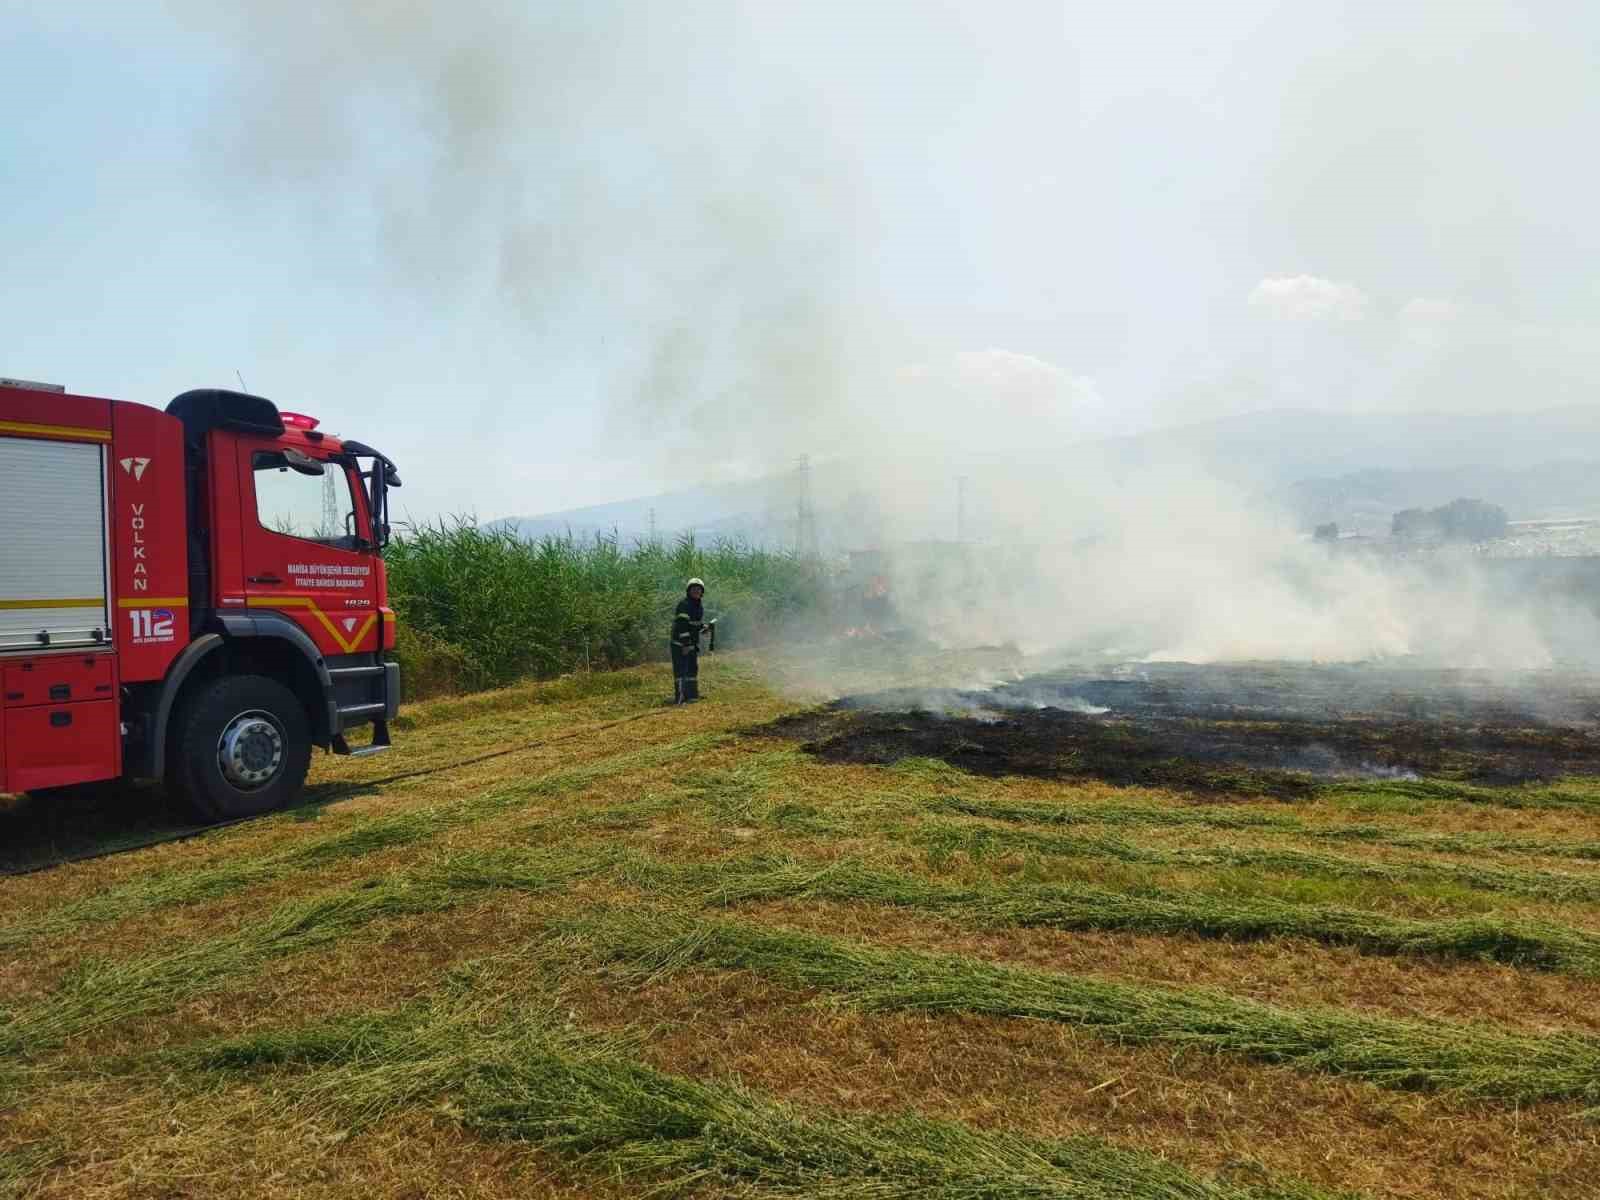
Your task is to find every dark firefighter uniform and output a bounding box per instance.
[670,581,705,703]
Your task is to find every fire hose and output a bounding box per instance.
[681,617,716,656]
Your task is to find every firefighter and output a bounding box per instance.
[671,578,707,703]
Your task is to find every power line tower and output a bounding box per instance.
[322,471,342,539]
[648,507,658,546]
[795,455,819,558]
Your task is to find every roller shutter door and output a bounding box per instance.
[0,436,109,650]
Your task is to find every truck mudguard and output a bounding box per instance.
[215,609,340,738]
[135,633,223,782]
[140,613,338,781]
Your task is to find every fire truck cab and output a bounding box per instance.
[0,378,401,821]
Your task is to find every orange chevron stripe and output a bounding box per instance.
[247,596,378,653]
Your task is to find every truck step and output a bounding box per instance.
[328,664,387,681]
[337,701,388,719]
[331,717,392,758]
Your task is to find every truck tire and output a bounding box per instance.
[168,674,312,823]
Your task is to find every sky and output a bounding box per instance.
[3,0,1597,523]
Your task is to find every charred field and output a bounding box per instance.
[763,660,1600,798]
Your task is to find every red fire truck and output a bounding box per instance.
[0,378,401,821]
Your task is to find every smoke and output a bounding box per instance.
[174,1,1600,437]
[822,452,1600,673]
[165,1,1600,675]
[172,0,880,475]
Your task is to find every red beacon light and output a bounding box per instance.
[279,412,321,430]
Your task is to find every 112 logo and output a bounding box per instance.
[127,608,175,643]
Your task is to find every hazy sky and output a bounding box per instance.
[4,1,1596,521]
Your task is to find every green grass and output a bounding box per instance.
[509,733,731,800]
[674,749,852,835]
[0,818,435,955]
[571,908,1600,1105]
[645,854,1600,978]
[0,849,600,1060]
[1325,777,1600,813]
[913,820,1600,905]
[15,653,1600,1196]
[1195,868,1506,916]
[934,795,1301,832]
[936,795,1600,863]
[179,987,1343,1200]
[0,1140,63,1200]
[1281,822,1600,861]
[387,520,827,693]
[462,1042,1340,1200]
[0,734,722,955]
[387,664,659,732]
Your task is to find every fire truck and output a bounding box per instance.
[0,378,401,821]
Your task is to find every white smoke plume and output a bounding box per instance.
[167,0,1600,676]
[826,452,1598,672]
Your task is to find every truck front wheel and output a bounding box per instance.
[169,675,312,822]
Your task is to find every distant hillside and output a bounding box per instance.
[1089,405,1600,487]
[489,476,777,546]
[492,405,1600,547]
[1275,461,1600,535]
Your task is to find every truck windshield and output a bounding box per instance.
[252,450,362,549]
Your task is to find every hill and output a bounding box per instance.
[494,406,1600,546]
[1276,460,1600,534]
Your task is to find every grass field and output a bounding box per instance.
[4,651,1600,1198]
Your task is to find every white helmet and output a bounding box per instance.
[686,577,705,590]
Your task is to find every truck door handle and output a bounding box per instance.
[248,575,283,585]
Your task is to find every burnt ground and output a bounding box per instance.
[758,661,1600,798]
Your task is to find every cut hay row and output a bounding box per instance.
[27,830,1598,1100]
[14,724,1583,974]
[651,855,1600,978]
[179,995,1343,1200]
[915,821,1600,904]
[12,801,1595,1087]
[16,835,1597,1079]
[1323,776,1600,813]
[898,754,1600,814]
[0,849,600,1060]
[569,909,1600,1105]
[0,734,722,954]
[0,1140,61,1200]
[934,795,1600,862]
[507,732,731,803]
[0,819,427,955]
